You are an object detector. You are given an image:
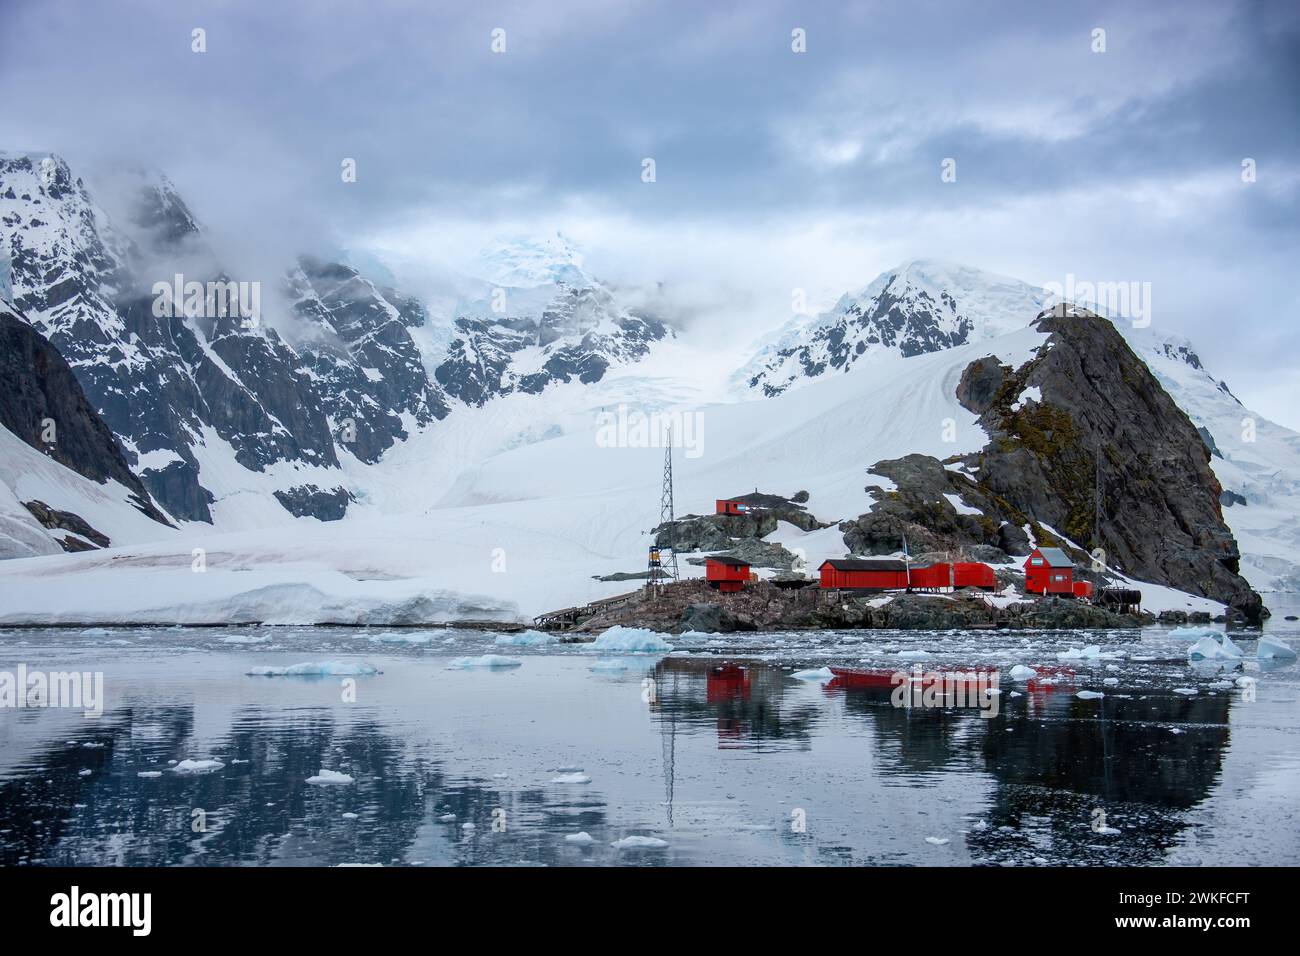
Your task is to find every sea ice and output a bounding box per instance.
[550,772,592,784]
[1077,690,1105,699]
[1257,635,1297,660]
[791,667,834,682]
[590,626,673,653]
[611,835,668,850]
[494,630,558,646]
[446,655,522,669]
[306,769,355,785]
[171,759,225,774]
[565,832,596,844]
[1168,626,1221,641]
[1187,635,1244,661]
[1008,664,1037,679]
[247,661,380,677]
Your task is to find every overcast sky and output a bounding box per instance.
[3,0,1299,425]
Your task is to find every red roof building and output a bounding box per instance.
[1024,547,1074,595]
[705,556,752,592]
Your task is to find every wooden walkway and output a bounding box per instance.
[533,589,642,630]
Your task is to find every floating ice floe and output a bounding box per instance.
[791,667,834,682]
[342,812,358,819]
[306,769,355,785]
[550,772,592,784]
[247,661,380,677]
[1173,687,1198,695]
[1008,664,1037,680]
[220,635,269,645]
[494,630,558,646]
[611,835,668,850]
[1187,634,1244,661]
[1058,645,1123,661]
[1077,690,1105,699]
[896,650,932,660]
[565,832,596,845]
[137,771,163,778]
[446,654,522,669]
[925,837,950,845]
[589,627,674,653]
[1235,675,1257,689]
[1168,626,1222,641]
[171,759,225,774]
[1257,635,1297,661]
[367,632,433,645]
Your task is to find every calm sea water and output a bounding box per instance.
[1,604,1297,867]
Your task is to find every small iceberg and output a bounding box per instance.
[447,655,522,669]
[1187,634,1244,661]
[171,759,225,775]
[247,661,380,677]
[550,772,592,784]
[306,769,355,785]
[590,627,674,653]
[1257,635,1297,661]
[611,835,668,850]
[494,630,558,646]
[1077,690,1105,699]
[1008,664,1037,680]
[565,832,597,845]
[1168,626,1221,641]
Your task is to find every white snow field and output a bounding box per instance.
[0,318,1245,625]
[0,325,1050,624]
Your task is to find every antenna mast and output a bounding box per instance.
[660,425,680,583]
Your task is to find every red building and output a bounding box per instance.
[1024,547,1075,595]
[1072,580,1095,601]
[907,561,997,591]
[818,559,909,590]
[705,556,752,592]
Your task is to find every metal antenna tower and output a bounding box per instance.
[1093,445,1104,554]
[659,425,680,583]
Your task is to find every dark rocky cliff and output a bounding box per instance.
[0,301,171,529]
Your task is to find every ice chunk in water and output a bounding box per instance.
[792,667,834,682]
[1009,664,1037,680]
[494,630,558,646]
[446,655,522,669]
[172,759,225,774]
[1168,626,1222,641]
[306,769,355,785]
[247,661,380,677]
[1257,635,1297,660]
[590,627,673,653]
[611,835,668,850]
[1188,635,1244,661]
[565,832,596,844]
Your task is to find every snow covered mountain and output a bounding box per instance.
[434,235,673,406]
[736,259,1300,598]
[737,259,1050,396]
[0,155,672,526]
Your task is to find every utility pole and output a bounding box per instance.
[660,425,680,583]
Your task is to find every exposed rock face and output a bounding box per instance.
[273,484,353,521]
[656,491,829,566]
[22,499,110,550]
[960,308,1259,619]
[840,453,1026,561]
[679,602,756,633]
[434,284,671,406]
[0,301,169,528]
[740,260,1048,396]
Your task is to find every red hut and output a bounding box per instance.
[953,562,997,590]
[1024,547,1074,595]
[715,499,750,516]
[818,559,909,590]
[705,556,751,592]
[1072,580,1095,601]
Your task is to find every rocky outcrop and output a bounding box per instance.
[656,491,828,560]
[22,499,110,550]
[0,301,170,527]
[273,484,353,521]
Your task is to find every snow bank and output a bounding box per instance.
[590,627,673,653]
[247,661,380,677]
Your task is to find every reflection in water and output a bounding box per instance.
[0,624,1292,867]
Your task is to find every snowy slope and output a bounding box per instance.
[0,325,1053,624]
[1125,326,1300,593]
[736,259,1050,396]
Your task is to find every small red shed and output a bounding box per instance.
[1072,580,1095,601]
[953,562,997,590]
[716,499,750,516]
[818,559,909,590]
[705,556,751,592]
[1024,547,1074,595]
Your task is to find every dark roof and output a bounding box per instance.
[706,556,752,567]
[819,559,908,572]
[1031,547,1074,568]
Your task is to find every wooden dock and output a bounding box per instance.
[533,589,643,630]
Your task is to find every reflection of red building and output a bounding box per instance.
[706,664,751,748]
[1024,547,1075,595]
[705,556,751,592]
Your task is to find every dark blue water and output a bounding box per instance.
[0,613,1297,866]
